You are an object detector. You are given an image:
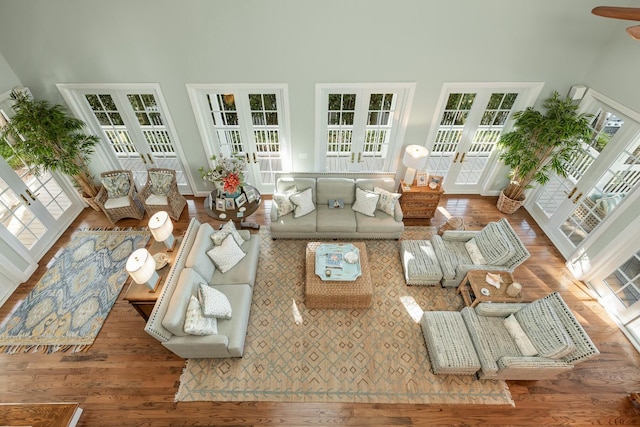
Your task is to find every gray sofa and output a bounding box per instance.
[144,218,260,358]
[269,172,404,239]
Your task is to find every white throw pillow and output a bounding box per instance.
[465,238,488,265]
[184,295,218,335]
[199,283,232,319]
[503,314,538,356]
[207,234,246,273]
[289,187,316,218]
[272,186,298,218]
[211,220,245,246]
[352,187,380,217]
[374,186,401,216]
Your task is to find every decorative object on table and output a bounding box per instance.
[244,186,258,203]
[328,199,344,209]
[176,227,513,405]
[0,88,101,210]
[402,144,429,185]
[438,216,465,236]
[215,197,226,211]
[416,172,429,186]
[480,287,491,296]
[225,198,236,210]
[153,252,170,270]
[344,251,359,264]
[485,272,503,289]
[235,193,247,208]
[314,243,361,281]
[126,248,161,292]
[199,153,246,196]
[0,228,150,354]
[428,175,442,190]
[148,210,176,251]
[506,281,522,297]
[496,91,593,214]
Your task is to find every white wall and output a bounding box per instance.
[0,0,634,193]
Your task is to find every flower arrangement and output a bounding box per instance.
[199,153,246,195]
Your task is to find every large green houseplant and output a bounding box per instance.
[0,89,101,208]
[496,91,593,214]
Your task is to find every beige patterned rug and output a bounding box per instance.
[176,227,513,405]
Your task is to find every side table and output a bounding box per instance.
[397,180,443,223]
[203,184,261,229]
[123,238,181,321]
[457,270,523,307]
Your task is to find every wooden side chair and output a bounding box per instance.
[139,168,187,221]
[95,170,145,224]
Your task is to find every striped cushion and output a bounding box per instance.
[515,298,576,359]
[474,222,515,265]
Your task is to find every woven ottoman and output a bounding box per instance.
[420,311,481,375]
[400,240,443,285]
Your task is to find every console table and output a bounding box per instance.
[203,184,261,229]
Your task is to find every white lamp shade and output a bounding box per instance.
[402,145,429,170]
[126,248,156,284]
[149,211,173,242]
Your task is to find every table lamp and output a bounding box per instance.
[402,145,429,186]
[126,248,160,292]
[149,211,176,251]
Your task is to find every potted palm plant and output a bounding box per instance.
[496,91,593,214]
[0,89,101,210]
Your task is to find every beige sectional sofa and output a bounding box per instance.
[269,172,404,239]
[144,218,259,358]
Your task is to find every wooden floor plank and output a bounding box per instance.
[0,195,639,426]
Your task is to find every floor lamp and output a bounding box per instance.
[402,145,429,186]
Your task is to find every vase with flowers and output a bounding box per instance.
[199,153,246,197]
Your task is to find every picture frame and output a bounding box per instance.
[429,175,443,190]
[416,172,429,187]
[215,197,226,211]
[235,193,247,208]
[244,187,257,203]
[225,198,236,210]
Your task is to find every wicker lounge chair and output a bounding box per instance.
[95,170,145,224]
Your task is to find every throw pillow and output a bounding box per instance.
[289,187,315,218]
[149,171,173,196]
[373,186,401,216]
[102,173,131,199]
[503,314,538,356]
[465,238,488,265]
[184,295,218,335]
[199,283,232,319]
[211,220,245,246]
[272,186,298,218]
[207,234,246,273]
[352,187,379,217]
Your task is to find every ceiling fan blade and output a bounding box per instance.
[592,6,640,21]
[627,25,640,40]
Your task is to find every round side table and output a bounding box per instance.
[204,184,261,229]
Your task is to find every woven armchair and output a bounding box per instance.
[431,218,530,287]
[95,170,145,224]
[139,168,186,220]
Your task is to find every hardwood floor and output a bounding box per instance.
[1,195,639,426]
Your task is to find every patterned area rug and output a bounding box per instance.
[0,228,150,354]
[176,227,514,405]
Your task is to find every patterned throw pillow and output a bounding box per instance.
[102,173,131,198]
[207,234,246,273]
[184,295,218,335]
[373,186,401,216]
[289,188,316,218]
[272,186,298,218]
[211,220,245,246]
[149,171,173,196]
[352,187,380,217]
[199,283,232,319]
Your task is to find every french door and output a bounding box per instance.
[187,84,291,194]
[58,84,193,194]
[315,83,415,173]
[425,83,543,193]
[528,89,640,258]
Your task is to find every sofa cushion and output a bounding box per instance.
[352,187,379,217]
[185,223,217,282]
[316,204,357,233]
[355,177,396,193]
[374,186,401,216]
[211,220,245,246]
[514,298,576,359]
[316,177,356,205]
[474,222,515,265]
[184,295,218,335]
[290,188,316,218]
[272,186,297,218]
[199,283,232,319]
[162,268,206,337]
[276,177,316,203]
[355,210,405,234]
[213,284,253,356]
[207,234,246,273]
[211,234,260,287]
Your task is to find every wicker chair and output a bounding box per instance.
[139,168,187,220]
[430,218,530,287]
[95,170,145,224]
